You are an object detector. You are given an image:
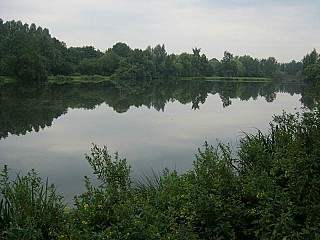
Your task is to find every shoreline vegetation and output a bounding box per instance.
[48,75,111,84]
[0,76,16,84]
[180,76,272,82]
[1,111,320,239]
[1,19,320,239]
[0,19,309,84]
[1,75,273,85]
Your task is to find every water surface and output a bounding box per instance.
[0,80,303,200]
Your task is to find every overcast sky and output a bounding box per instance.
[1,0,320,62]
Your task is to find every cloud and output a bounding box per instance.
[1,0,319,61]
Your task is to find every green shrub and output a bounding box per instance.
[238,111,320,239]
[1,110,320,239]
[0,166,65,239]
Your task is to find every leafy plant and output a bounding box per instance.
[0,165,65,239]
[1,110,320,239]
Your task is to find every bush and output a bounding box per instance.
[1,111,320,239]
[0,166,65,239]
[238,111,320,239]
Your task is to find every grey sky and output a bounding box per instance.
[1,0,319,62]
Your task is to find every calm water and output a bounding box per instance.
[0,80,303,201]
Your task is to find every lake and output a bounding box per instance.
[0,80,303,202]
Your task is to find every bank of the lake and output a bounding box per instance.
[1,110,320,239]
[1,77,314,240]
[0,76,17,84]
[47,75,111,84]
[1,75,273,85]
[181,76,272,82]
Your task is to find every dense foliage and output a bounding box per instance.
[302,49,320,81]
[0,20,70,82]
[300,49,320,110]
[0,19,307,82]
[1,109,320,239]
[1,18,320,239]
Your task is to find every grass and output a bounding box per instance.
[1,111,320,239]
[0,75,111,85]
[180,76,272,82]
[49,75,272,84]
[0,76,17,84]
[47,75,111,84]
[1,75,271,85]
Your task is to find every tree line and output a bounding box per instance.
[0,19,319,82]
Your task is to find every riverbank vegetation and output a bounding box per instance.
[47,75,110,84]
[1,18,320,239]
[0,19,311,83]
[180,76,272,82]
[1,109,320,239]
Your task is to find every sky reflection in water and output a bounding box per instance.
[0,92,302,201]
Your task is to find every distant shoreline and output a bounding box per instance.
[180,76,272,82]
[1,75,274,85]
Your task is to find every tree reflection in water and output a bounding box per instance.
[0,79,303,139]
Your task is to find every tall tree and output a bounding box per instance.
[151,44,167,75]
[112,42,131,58]
[0,19,73,81]
[238,55,261,77]
[99,50,120,76]
[302,49,320,80]
[177,53,193,77]
[220,51,244,77]
[192,47,201,76]
[209,58,221,76]
[260,57,278,78]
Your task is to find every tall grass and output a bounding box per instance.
[0,166,65,239]
[132,168,161,192]
[1,110,320,239]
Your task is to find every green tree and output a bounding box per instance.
[220,51,234,76]
[0,19,4,76]
[238,55,262,77]
[199,54,213,76]
[78,58,101,75]
[98,50,120,76]
[163,54,180,77]
[302,49,320,80]
[220,51,244,77]
[260,57,278,78]
[209,58,221,76]
[192,47,201,76]
[278,60,302,76]
[112,42,131,58]
[177,53,193,77]
[190,48,212,77]
[0,19,74,80]
[66,46,103,74]
[151,44,167,75]
[0,20,49,81]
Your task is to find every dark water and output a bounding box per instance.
[0,80,303,201]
